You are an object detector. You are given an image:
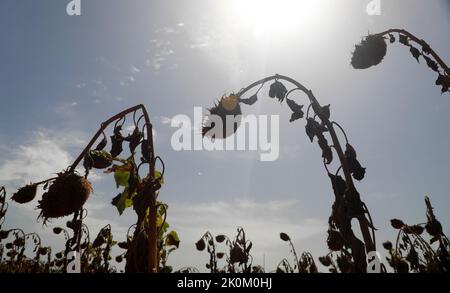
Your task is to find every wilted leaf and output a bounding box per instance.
[320,104,331,120]
[285,98,304,122]
[128,127,143,153]
[422,55,439,72]
[239,94,258,105]
[389,34,395,43]
[110,133,124,158]
[165,230,180,248]
[399,34,409,46]
[435,74,450,93]
[409,46,421,62]
[318,256,332,267]
[286,98,304,113]
[141,139,150,162]
[305,118,327,142]
[113,188,133,215]
[83,153,94,171]
[195,239,206,251]
[422,43,431,55]
[269,81,287,102]
[95,135,108,151]
[290,111,304,122]
[318,134,333,164]
[328,173,346,200]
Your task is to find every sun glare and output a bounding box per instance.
[232,0,329,36]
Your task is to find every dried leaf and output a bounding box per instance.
[305,118,328,142]
[269,81,287,102]
[128,127,143,153]
[95,136,108,151]
[399,34,409,46]
[110,134,123,158]
[409,46,421,62]
[422,55,439,72]
[239,94,258,105]
[435,74,450,93]
[389,34,395,43]
[290,111,304,122]
[286,98,304,113]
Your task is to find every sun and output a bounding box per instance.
[231,0,328,36]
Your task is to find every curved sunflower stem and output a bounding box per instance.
[67,104,158,273]
[236,74,375,270]
[377,28,450,75]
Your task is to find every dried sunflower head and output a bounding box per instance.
[11,184,38,204]
[202,94,242,139]
[327,229,344,251]
[89,150,113,169]
[38,172,92,223]
[351,34,387,69]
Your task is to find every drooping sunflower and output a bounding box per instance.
[11,184,38,204]
[202,94,242,139]
[38,172,92,222]
[351,34,387,69]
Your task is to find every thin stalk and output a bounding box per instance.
[66,104,158,273]
[378,29,450,75]
[237,75,375,257]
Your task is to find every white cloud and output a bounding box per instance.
[189,43,210,49]
[0,130,84,185]
[148,39,175,71]
[130,66,141,73]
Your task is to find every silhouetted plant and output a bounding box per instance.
[278,232,317,273]
[195,228,262,273]
[383,196,449,273]
[202,75,376,272]
[9,105,173,273]
[351,29,450,93]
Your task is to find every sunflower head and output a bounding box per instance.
[11,184,38,204]
[38,172,92,223]
[351,34,387,69]
[202,94,242,139]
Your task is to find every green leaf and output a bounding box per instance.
[165,230,180,248]
[114,187,133,215]
[155,170,164,185]
[114,170,130,188]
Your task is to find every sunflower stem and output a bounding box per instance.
[236,74,375,271]
[378,28,450,75]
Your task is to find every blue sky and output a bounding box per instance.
[1,0,450,272]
